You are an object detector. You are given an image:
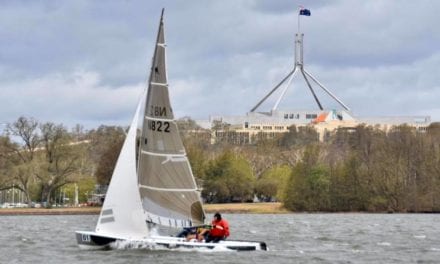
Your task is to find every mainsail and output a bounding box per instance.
[137,10,205,228]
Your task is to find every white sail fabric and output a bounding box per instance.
[137,12,205,228]
[95,90,149,240]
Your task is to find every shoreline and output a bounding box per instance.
[1,204,438,216]
[0,206,101,215]
[204,202,289,214]
[0,203,287,216]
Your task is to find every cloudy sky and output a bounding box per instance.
[1,0,439,130]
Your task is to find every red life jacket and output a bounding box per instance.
[210,218,230,238]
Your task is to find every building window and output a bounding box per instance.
[284,114,288,119]
[244,122,249,129]
[289,114,294,119]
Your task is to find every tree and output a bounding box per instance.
[255,165,291,202]
[278,125,319,148]
[35,122,83,207]
[176,117,202,132]
[185,140,207,183]
[0,136,15,190]
[202,150,255,203]
[178,118,211,184]
[278,125,298,148]
[3,117,40,205]
[88,125,125,185]
[283,144,330,211]
[63,176,96,204]
[328,155,368,211]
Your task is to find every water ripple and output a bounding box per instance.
[1,214,440,264]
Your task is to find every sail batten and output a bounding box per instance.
[150,82,168,87]
[145,116,174,122]
[141,150,186,157]
[139,184,197,192]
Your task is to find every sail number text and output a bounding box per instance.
[150,106,167,117]
[81,234,91,242]
[148,120,170,133]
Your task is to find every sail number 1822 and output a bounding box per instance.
[148,120,170,133]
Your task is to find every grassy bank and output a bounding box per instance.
[0,203,288,215]
[204,202,288,214]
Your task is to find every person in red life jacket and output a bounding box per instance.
[204,212,230,243]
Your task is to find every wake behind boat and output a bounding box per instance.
[75,9,267,252]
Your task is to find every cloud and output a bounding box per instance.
[305,1,440,67]
[1,0,439,129]
[0,70,143,128]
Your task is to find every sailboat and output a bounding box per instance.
[75,10,267,251]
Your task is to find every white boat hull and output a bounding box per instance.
[76,231,267,251]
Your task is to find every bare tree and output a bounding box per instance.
[0,136,16,190]
[87,125,125,185]
[3,117,40,205]
[36,122,82,207]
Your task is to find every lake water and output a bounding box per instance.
[1,213,439,263]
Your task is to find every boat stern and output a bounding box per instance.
[259,241,268,251]
[75,231,116,250]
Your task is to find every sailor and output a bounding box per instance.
[184,226,208,241]
[203,212,230,243]
[176,226,197,238]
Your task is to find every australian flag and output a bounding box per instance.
[299,8,311,16]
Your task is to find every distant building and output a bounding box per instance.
[205,110,430,144]
[197,16,431,144]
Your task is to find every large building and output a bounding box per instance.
[207,110,431,144]
[198,14,431,144]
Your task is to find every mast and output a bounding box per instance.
[250,7,350,112]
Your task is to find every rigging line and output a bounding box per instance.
[139,184,197,192]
